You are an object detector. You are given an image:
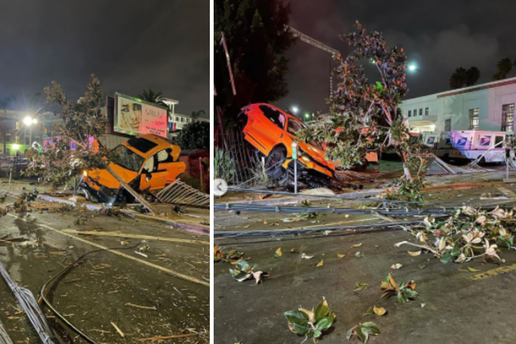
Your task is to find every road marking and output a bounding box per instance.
[6,214,209,287]
[470,263,516,281]
[61,229,209,245]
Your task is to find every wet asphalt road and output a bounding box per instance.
[0,189,209,344]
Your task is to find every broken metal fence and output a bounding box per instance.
[215,129,264,186]
[423,153,493,175]
[156,180,210,208]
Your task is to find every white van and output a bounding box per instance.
[423,130,506,163]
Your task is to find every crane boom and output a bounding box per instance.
[288,26,340,56]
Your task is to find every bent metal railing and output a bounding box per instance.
[156,180,210,208]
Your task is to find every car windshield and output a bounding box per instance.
[112,145,145,172]
[287,118,323,150]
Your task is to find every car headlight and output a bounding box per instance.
[300,154,312,163]
[297,148,312,163]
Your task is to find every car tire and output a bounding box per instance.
[265,146,287,180]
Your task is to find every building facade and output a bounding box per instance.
[400,76,516,135]
[169,113,209,132]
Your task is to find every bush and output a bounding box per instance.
[175,121,209,150]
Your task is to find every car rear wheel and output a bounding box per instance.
[265,146,287,180]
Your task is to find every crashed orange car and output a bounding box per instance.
[81,134,185,203]
[240,103,337,188]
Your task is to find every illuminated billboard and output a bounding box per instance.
[114,93,168,138]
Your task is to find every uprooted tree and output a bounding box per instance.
[25,74,156,212]
[25,74,111,187]
[297,21,426,201]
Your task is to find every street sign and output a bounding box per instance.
[292,141,298,160]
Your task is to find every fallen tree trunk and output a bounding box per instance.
[105,164,158,214]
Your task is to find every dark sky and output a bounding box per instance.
[0,0,209,117]
[278,0,512,115]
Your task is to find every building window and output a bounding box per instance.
[469,108,479,130]
[408,110,412,117]
[445,119,451,132]
[501,103,515,132]
[414,109,417,117]
[425,107,429,116]
[419,108,423,116]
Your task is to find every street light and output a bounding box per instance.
[304,113,310,120]
[407,63,417,72]
[22,115,38,146]
[23,116,37,126]
[12,143,20,151]
[291,106,299,114]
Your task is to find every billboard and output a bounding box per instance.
[114,93,168,138]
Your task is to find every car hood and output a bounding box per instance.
[298,140,336,171]
[87,163,139,189]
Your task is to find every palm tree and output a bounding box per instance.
[137,88,164,103]
[465,66,480,86]
[493,58,513,80]
[450,67,467,89]
[191,110,205,120]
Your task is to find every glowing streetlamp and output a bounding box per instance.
[22,115,39,146]
[12,143,20,151]
[291,106,299,114]
[407,63,417,72]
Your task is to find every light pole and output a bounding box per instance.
[23,116,38,146]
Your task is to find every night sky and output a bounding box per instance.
[0,0,209,117]
[277,0,514,115]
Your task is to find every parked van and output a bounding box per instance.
[422,130,507,163]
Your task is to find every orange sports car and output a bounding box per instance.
[81,134,186,203]
[240,103,337,188]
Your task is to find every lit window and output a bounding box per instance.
[444,119,451,132]
[469,108,479,130]
[501,103,514,132]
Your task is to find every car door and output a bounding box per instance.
[250,105,286,155]
[155,148,186,185]
[139,153,168,191]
